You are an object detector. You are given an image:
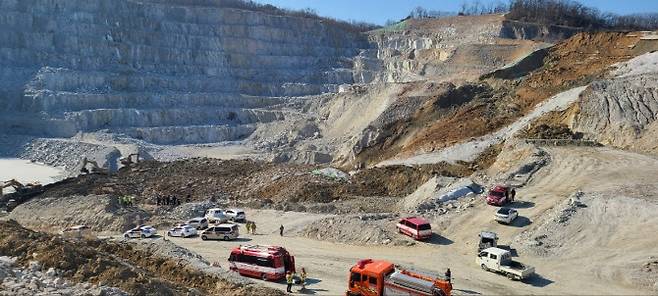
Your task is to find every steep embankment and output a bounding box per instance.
[355,31,642,166]
[0,0,368,144]
[571,52,658,153]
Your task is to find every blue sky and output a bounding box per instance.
[253,0,658,25]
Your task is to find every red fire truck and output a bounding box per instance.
[228,244,296,281]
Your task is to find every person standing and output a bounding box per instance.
[245,221,251,234]
[445,268,451,283]
[279,225,284,236]
[286,271,294,293]
[251,222,257,234]
[299,268,307,291]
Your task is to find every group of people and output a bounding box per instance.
[285,268,307,293]
[119,195,134,206]
[155,195,188,206]
[245,221,257,234]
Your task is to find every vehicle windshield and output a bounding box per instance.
[481,237,495,244]
[489,190,505,198]
[497,208,511,214]
[418,224,431,230]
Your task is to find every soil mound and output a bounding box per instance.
[0,220,283,296]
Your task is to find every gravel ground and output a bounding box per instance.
[0,257,127,296]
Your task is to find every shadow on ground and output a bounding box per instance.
[524,274,554,287]
[425,233,454,245]
[509,201,535,209]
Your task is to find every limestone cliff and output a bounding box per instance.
[0,0,369,144]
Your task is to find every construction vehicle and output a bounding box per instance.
[79,157,108,174]
[119,153,140,167]
[346,259,452,296]
[477,247,535,280]
[477,231,498,252]
[1,179,43,211]
[1,179,41,197]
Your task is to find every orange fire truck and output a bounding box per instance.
[346,259,452,296]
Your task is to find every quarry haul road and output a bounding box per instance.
[167,146,658,295]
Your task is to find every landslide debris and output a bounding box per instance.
[354,31,641,164]
[0,256,127,296]
[0,220,283,296]
[29,158,477,208]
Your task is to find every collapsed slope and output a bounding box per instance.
[354,31,643,166]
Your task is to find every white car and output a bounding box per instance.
[204,208,229,224]
[167,225,197,238]
[224,209,246,222]
[186,217,209,229]
[495,207,518,224]
[123,225,157,239]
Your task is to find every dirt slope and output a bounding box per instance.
[0,220,282,296]
[355,31,641,165]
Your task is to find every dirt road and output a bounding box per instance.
[168,146,658,295]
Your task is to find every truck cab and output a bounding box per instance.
[477,231,498,252]
[477,247,535,280]
[347,259,451,296]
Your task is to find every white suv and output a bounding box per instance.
[186,217,209,229]
[224,209,246,222]
[167,225,197,238]
[124,225,157,239]
[204,208,228,224]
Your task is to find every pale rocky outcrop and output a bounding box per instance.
[0,0,369,144]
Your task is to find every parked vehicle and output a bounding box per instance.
[201,223,239,241]
[228,244,296,281]
[224,208,246,222]
[346,259,452,296]
[204,208,228,224]
[167,225,197,238]
[485,185,514,206]
[494,207,518,224]
[477,247,535,280]
[123,225,157,239]
[396,217,432,240]
[61,225,94,240]
[186,217,209,229]
[477,231,498,252]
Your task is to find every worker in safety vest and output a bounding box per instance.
[299,267,307,290]
[286,271,294,293]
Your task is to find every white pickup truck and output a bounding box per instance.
[477,247,535,280]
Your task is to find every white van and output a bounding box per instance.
[204,208,228,224]
[201,223,240,241]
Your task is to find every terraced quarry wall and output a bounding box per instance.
[0,0,369,144]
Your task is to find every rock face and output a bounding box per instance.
[0,0,369,144]
[571,52,658,153]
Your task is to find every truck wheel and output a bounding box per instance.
[201,235,208,241]
[124,234,129,239]
[481,264,488,271]
[140,234,145,239]
[506,273,517,280]
[223,236,229,241]
[260,273,268,281]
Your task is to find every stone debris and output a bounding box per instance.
[0,257,127,296]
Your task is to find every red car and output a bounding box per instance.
[485,185,514,206]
